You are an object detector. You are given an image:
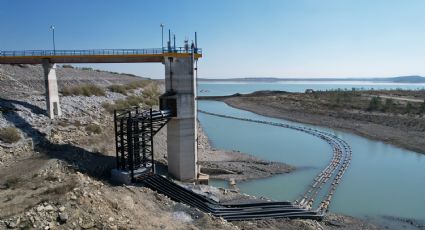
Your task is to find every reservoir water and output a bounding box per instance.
[198,81,425,221]
[199,80,425,95]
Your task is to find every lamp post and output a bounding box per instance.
[160,23,165,51]
[50,25,56,55]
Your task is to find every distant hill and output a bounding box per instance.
[199,76,425,83]
[382,76,425,83]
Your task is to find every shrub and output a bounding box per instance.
[101,97,145,113]
[81,67,93,71]
[123,73,138,77]
[62,64,74,68]
[108,84,128,95]
[101,102,116,114]
[405,102,413,114]
[74,120,82,127]
[85,123,102,134]
[142,84,160,106]
[101,83,160,113]
[367,97,382,111]
[0,127,21,143]
[382,98,395,112]
[113,99,132,110]
[125,80,151,90]
[106,80,153,95]
[61,84,105,96]
[3,177,20,189]
[421,100,425,114]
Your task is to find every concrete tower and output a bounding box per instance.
[161,54,198,181]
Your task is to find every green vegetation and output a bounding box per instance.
[306,90,425,115]
[107,84,128,95]
[405,102,413,114]
[3,177,20,189]
[102,84,160,113]
[62,64,74,68]
[61,84,106,96]
[0,127,21,143]
[382,99,395,112]
[85,123,102,134]
[367,96,382,111]
[421,100,425,113]
[107,80,153,95]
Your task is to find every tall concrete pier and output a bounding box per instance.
[42,60,61,119]
[162,55,198,181]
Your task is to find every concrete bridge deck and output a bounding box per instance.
[0,48,202,64]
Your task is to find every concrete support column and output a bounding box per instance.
[163,56,198,181]
[42,59,61,119]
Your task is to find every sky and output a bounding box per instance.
[1,0,425,79]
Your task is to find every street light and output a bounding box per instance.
[50,25,56,55]
[160,23,165,51]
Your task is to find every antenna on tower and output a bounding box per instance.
[168,29,171,52]
[173,34,176,52]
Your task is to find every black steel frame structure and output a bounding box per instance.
[114,107,171,182]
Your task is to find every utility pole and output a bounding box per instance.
[50,25,56,55]
[160,23,165,51]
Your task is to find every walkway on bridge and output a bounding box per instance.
[0,48,202,64]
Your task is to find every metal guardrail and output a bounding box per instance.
[0,47,202,57]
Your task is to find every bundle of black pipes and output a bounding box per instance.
[115,109,352,221]
[139,174,323,221]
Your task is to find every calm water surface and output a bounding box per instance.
[198,82,425,220]
[199,81,425,95]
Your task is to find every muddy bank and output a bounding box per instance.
[215,91,425,155]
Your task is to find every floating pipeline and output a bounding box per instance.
[137,110,352,221]
[197,110,352,214]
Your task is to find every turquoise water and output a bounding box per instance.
[198,81,425,95]
[198,82,425,220]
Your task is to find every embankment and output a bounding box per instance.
[203,90,425,155]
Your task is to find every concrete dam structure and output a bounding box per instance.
[0,40,203,182]
[0,41,353,221]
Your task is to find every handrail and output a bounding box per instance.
[0,47,202,57]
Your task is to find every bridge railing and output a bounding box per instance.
[0,47,202,57]
[162,47,202,55]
